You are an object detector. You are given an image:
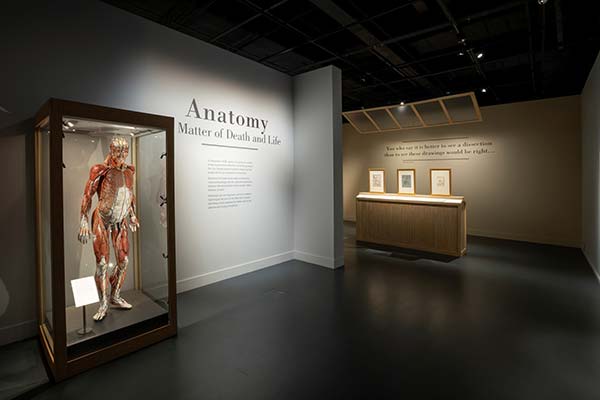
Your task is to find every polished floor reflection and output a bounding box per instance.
[21,224,600,399]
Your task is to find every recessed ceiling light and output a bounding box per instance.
[481,88,487,93]
[477,52,484,59]
[458,51,464,56]
[400,101,405,106]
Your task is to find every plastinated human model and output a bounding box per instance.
[78,137,139,321]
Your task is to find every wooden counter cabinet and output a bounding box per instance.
[355,193,467,257]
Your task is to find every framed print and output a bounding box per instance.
[397,169,416,195]
[430,169,452,196]
[368,168,386,193]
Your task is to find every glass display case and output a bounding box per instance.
[34,99,176,381]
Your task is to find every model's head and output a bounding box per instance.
[109,137,129,166]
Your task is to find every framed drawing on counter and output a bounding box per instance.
[430,169,452,196]
[368,168,386,193]
[397,169,416,195]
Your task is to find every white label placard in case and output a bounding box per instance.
[70,276,99,308]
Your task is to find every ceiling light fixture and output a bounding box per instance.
[538,0,548,5]
[481,88,487,93]
[477,52,484,59]
[400,101,405,106]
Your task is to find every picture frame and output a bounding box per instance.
[430,168,452,196]
[368,168,386,193]
[397,169,416,195]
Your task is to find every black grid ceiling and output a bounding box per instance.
[103,0,600,112]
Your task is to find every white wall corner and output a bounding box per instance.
[176,251,294,293]
[293,250,337,269]
[292,65,342,270]
[583,249,600,284]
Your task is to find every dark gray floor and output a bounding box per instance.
[0,339,48,400]
[12,223,600,399]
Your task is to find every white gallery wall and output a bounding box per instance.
[582,53,600,276]
[343,96,582,247]
[0,1,341,345]
[293,67,344,269]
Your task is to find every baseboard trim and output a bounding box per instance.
[176,251,295,293]
[0,319,37,347]
[293,250,341,269]
[468,229,581,248]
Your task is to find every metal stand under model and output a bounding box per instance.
[77,306,92,336]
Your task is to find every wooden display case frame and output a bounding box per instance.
[34,98,177,381]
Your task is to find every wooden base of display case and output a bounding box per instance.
[356,193,467,257]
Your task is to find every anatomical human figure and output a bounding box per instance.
[78,137,139,321]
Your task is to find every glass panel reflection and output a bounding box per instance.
[345,112,377,132]
[389,105,423,128]
[443,96,478,122]
[38,122,53,345]
[414,101,448,125]
[366,109,398,130]
[61,117,168,357]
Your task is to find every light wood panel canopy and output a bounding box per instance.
[343,92,482,134]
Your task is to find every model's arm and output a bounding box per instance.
[78,165,105,244]
[129,193,140,232]
[127,165,140,232]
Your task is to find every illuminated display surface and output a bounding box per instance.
[357,193,464,205]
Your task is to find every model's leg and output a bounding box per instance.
[110,221,132,309]
[92,210,110,321]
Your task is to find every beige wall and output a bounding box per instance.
[343,95,581,247]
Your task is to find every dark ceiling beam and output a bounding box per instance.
[291,22,448,75]
[228,8,313,51]
[346,64,475,94]
[160,0,218,27]
[434,0,500,101]
[290,1,523,75]
[102,0,163,20]
[555,0,564,50]
[540,1,548,94]
[525,2,537,96]
[344,51,542,95]
[343,28,531,85]
[238,0,404,97]
[257,2,414,63]
[308,0,438,93]
[209,0,289,43]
